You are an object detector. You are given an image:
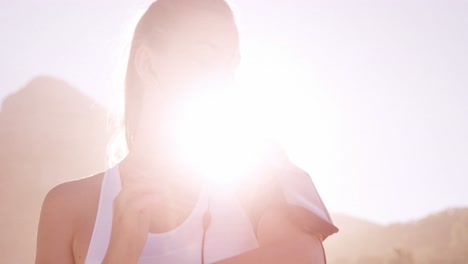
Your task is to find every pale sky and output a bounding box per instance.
[1,0,467,224]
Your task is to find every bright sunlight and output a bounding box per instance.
[170,42,336,190]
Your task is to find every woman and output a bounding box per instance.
[35,0,338,263]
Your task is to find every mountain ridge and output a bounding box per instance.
[325,207,468,264]
[0,76,114,263]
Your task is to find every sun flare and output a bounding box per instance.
[168,42,335,190]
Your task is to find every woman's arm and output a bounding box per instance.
[35,183,76,264]
[214,208,325,264]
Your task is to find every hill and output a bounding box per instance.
[329,214,383,236]
[0,76,115,263]
[324,208,468,264]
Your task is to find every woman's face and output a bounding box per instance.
[147,8,239,98]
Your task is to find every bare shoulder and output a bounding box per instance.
[36,172,105,264]
[45,172,104,203]
[42,172,105,220]
[42,171,106,236]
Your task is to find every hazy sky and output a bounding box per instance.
[1,0,467,224]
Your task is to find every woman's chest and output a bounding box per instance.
[80,189,258,264]
[137,192,259,264]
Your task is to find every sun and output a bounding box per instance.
[170,42,336,191]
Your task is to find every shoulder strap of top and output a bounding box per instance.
[85,165,121,264]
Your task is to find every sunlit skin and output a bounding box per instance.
[35,1,326,263]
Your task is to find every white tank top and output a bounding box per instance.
[85,165,259,264]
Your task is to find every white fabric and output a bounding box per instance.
[85,165,258,264]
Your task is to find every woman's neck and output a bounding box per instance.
[119,148,203,234]
[119,146,202,193]
[123,100,202,187]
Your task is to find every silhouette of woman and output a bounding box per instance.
[36,1,337,263]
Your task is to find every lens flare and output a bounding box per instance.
[169,83,270,190]
[168,43,335,191]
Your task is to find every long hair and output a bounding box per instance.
[123,0,238,151]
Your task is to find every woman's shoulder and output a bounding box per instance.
[40,172,105,233]
[36,172,106,263]
[44,172,104,210]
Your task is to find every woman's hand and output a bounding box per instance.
[102,173,162,264]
